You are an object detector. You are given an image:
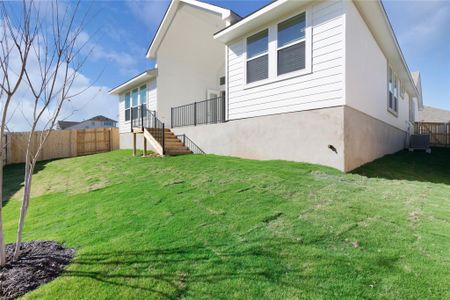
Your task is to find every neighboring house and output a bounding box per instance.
[418,106,450,123]
[57,115,117,130]
[109,0,423,172]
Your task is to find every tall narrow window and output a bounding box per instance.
[124,93,131,121]
[388,66,398,114]
[246,29,268,84]
[277,13,306,75]
[131,88,139,119]
[139,85,147,117]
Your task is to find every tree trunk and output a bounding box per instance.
[13,162,34,260]
[0,150,5,267]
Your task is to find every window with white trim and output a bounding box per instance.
[131,88,139,120]
[124,93,131,121]
[246,29,269,84]
[244,10,310,86]
[139,85,147,117]
[388,66,398,114]
[124,84,147,122]
[277,12,306,75]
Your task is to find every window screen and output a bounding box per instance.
[247,55,268,84]
[278,41,305,75]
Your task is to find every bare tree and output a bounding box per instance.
[12,0,92,260]
[0,1,36,267]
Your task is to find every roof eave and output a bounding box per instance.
[108,69,158,95]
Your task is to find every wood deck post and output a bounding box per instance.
[132,133,137,156]
[143,137,147,157]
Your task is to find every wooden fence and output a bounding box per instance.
[2,127,119,165]
[414,122,450,147]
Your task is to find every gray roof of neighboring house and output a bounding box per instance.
[57,115,117,130]
[85,115,117,123]
[57,121,80,130]
[419,106,450,123]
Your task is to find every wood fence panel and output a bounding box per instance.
[3,127,119,165]
[414,122,450,147]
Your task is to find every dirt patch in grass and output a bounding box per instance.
[0,241,74,300]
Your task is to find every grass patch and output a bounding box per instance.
[2,149,450,299]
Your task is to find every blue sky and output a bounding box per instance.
[7,0,449,129]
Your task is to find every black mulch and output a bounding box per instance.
[0,241,75,300]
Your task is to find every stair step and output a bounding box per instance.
[166,150,192,155]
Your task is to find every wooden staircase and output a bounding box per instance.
[146,128,192,156]
[131,105,201,156]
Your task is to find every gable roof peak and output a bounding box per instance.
[145,0,241,59]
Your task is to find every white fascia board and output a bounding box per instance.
[214,0,309,43]
[108,69,158,95]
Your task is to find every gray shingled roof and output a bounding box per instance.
[86,115,117,123]
[57,121,80,130]
[419,106,450,123]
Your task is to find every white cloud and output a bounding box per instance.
[393,1,450,51]
[77,31,140,76]
[126,0,170,28]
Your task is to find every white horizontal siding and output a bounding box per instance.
[148,80,157,111]
[227,0,345,120]
[118,79,157,134]
[118,94,128,133]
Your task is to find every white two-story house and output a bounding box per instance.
[109,0,423,172]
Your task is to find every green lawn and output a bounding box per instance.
[2,149,450,299]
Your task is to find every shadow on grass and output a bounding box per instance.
[59,240,400,298]
[2,160,49,206]
[353,148,450,185]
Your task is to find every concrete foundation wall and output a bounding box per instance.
[173,107,346,171]
[344,106,407,171]
[120,133,156,152]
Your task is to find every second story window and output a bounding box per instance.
[277,12,306,75]
[246,29,269,84]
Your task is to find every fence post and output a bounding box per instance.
[171,107,173,128]
[183,134,186,146]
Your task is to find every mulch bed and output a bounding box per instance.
[0,241,75,300]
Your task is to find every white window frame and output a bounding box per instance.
[123,83,148,124]
[243,7,312,89]
[387,65,398,116]
[124,92,131,122]
[276,12,307,76]
[245,29,269,85]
